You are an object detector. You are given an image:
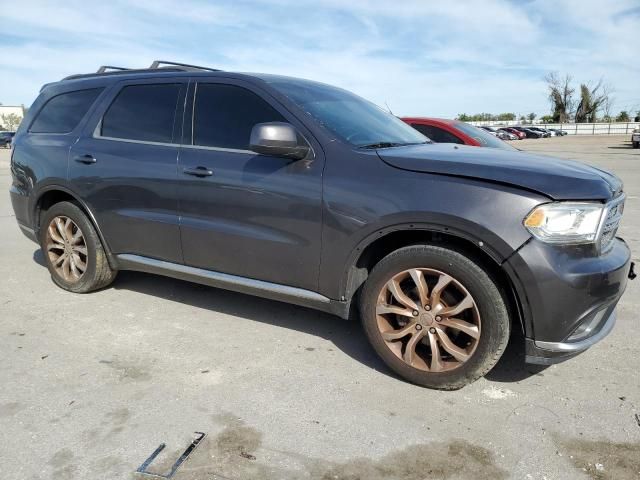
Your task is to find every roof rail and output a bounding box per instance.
[62,60,221,81]
[97,65,131,73]
[149,60,220,72]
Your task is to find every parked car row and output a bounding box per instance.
[482,125,568,139]
[0,131,15,148]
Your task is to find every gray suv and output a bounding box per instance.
[9,61,634,389]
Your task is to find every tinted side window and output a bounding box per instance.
[193,84,285,149]
[30,88,103,133]
[101,84,181,143]
[411,124,464,144]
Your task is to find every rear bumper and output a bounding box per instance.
[505,237,632,365]
[10,186,37,243]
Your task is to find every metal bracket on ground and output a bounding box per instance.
[136,431,206,479]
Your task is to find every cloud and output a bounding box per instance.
[0,0,638,116]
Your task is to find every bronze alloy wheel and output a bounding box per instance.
[45,215,88,283]
[376,268,481,372]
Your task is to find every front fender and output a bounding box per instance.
[318,150,548,300]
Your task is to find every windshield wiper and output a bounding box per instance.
[358,141,430,149]
[358,142,402,149]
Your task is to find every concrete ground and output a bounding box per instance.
[0,135,638,480]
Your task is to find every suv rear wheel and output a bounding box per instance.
[40,201,116,292]
[359,244,510,389]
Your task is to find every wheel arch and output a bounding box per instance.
[342,224,527,334]
[33,186,117,269]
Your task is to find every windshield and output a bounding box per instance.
[454,121,516,151]
[266,78,428,147]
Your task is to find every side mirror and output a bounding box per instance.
[249,122,310,160]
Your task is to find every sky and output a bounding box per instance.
[1,0,639,118]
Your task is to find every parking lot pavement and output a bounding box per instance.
[0,136,638,480]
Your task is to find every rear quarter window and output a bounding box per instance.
[30,88,104,133]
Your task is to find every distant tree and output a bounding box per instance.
[545,72,575,122]
[540,115,554,123]
[635,111,640,122]
[574,80,610,122]
[457,112,518,122]
[0,113,22,131]
[602,91,615,121]
[519,115,527,124]
[471,113,493,122]
[545,72,575,123]
[496,112,516,121]
[527,112,536,123]
[616,111,630,122]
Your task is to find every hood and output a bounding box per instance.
[377,143,622,201]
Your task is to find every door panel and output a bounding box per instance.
[69,139,182,262]
[177,81,324,291]
[68,79,186,263]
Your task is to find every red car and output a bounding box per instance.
[499,127,526,139]
[401,117,516,150]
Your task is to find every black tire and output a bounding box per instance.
[39,201,116,293]
[633,141,639,149]
[359,244,510,390]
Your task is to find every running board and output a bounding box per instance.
[116,254,349,317]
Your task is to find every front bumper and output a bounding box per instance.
[505,237,632,365]
[524,307,617,365]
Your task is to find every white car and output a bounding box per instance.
[632,127,640,149]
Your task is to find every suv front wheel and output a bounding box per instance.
[40,201,117,293]
[359,244,510,389]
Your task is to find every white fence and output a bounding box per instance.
[470,121,639,135]
[534,122,638,135]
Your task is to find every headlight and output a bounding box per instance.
[524,202,604,244]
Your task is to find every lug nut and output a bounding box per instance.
[435,316,442,322]
[416,324,423,330]
[425,305,431,311]
[429,327,436,334]
[412,310,419,316]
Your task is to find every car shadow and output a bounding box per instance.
[33,249,46,266]
[32,249,547,387]
[111,269,395,375]
[485,329,548,383]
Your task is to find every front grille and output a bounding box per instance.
[599,195,625,253]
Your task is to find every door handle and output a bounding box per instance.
[183,166,213,177]
[74,154,97,165]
